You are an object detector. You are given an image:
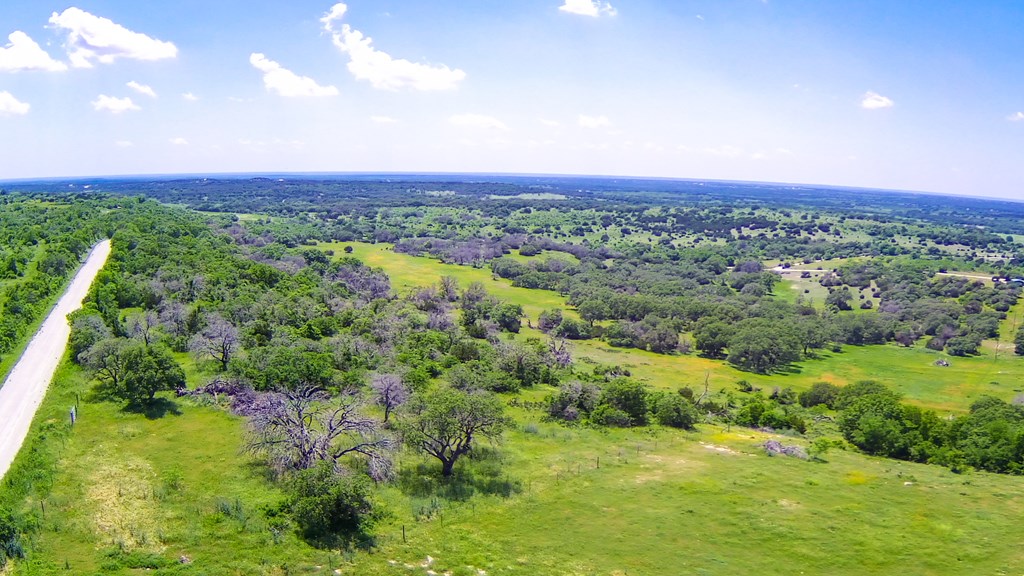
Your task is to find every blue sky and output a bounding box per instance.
[0,1,1022,199]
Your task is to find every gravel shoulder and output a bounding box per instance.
[0,240,111,480]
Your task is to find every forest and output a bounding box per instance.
[2,177,1024,574]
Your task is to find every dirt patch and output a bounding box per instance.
[699,442,739,455]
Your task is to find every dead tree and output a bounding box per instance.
[246,385,394,481]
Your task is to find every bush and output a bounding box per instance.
[834,380,899,411]
[285,463,381,547]
[0,509,24,567]
[799,382,840,408]
[590,404,632,427]
[653,394,698,429]
[599,379,649,426]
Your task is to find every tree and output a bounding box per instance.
[83,339,185,404]
[69,311,112,362]
[1017,327,1024,356]
[826,288,854,311]
[247,385,394,479]
[576,299,610,325]
[190,312,239,371]
[694,320,730,359]
[400,387,511,476]
[371,373,409,423]
[726,320,801,374]
[492,303,524,333]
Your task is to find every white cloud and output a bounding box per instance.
[1007,112,1024,122]
[91,94,139,114]
[371,115,398,123]
[578,114,611,128]
[182,92,198,101]
[170,137,188,145]
[0,91,30,115]
[0,31,68,72]
[705,144,743,157]
[249,53,338,97]
[115,140,133,147]
[322,3,466,91]
[450,113,508,130]
[861,91,894,110]
[126,80,156,98]
[48,7,177,68]
[540,118,561,127]
[559,0,617,17]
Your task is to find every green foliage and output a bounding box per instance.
[85,339,185,404]
[798,382,840,408]
[401,387,512,476]
[652,393,698,429]
[0,509,24,567]
[726,318,801,374]
[833,380,900,411]
[1016,326,1024,356]
[598,380,649,426]
[284,463,380,547]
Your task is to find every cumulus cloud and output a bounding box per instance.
[91,94,139,113]
[182,92,198,101]
[321,3,465,91]
[0,31,68,72]
[249,53,338,97]
[0,91,30,115]
[861,91,894,110]
[578,114,611,128]
[371,115,398,123]
[559,0,617,17]
[126,80,156,97]
[1007,111,1024,122]
[450,113,508,130]
[170,137,188,145]
[48,7,177,68]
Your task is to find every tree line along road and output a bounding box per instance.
[0,240,111,481]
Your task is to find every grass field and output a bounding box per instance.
[15,361,1024,575]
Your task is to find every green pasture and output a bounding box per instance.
[319,242,577,321]
[14,361,1024,575]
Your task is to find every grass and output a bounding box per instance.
[18,363,1024,575]
[319,242,577,321]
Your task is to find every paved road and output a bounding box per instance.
[0,240,111,480]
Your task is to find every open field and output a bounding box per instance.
[16,361,1024,575]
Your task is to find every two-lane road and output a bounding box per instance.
[0,240,111,480]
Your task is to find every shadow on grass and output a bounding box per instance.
[123,398,182,420]
[397,448,522,502]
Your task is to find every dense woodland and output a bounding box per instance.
[2,178,1024,569]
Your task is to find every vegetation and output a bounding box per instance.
[2,178,1024,574]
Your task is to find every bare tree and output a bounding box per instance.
[190,312,239,371]
[371,373,410,423]
[439,276,460,302]
[246,385,394,481]
[128,310,160,346]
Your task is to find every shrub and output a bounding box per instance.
[799,382,840,408]
[285,463,380,547]
[653,394,698,429]
[590,405,632,427]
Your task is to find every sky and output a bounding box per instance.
[0,1,1023,199]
